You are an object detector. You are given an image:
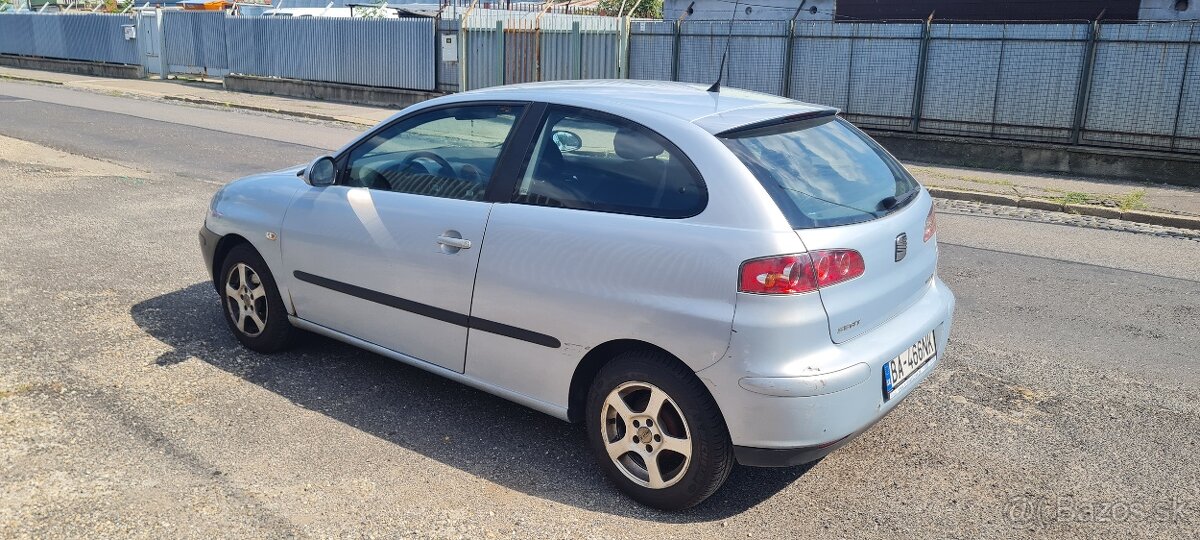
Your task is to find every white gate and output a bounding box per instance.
[136,9,165,78]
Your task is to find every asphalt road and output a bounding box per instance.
[1,81,1197,539]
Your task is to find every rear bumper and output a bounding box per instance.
[698,276,955,464]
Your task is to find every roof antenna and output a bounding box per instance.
[707,0,744,93]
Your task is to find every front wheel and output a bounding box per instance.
[586,350,734,510]
[218,243,295,353]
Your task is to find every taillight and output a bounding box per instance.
[739,250,864,295]
[924,206,937,242]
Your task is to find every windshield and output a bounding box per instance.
[721,116,920,229]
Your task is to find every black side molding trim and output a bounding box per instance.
[293,271,561,349]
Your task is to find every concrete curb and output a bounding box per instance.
[928,187,1200,231]
[160,95,350,124]
[0,73,65,85]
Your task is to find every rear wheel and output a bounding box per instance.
[219,243,295,353]
[586,350,733,510]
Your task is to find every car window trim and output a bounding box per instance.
[332,100,536,202]
[483,101,547,203]
[507,104,709,219]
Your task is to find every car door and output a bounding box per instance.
[465,105,734,408]
[281,102,530,373]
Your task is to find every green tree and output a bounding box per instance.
[595,0,663,19]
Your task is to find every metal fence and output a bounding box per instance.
[224,17,435,91]
[162,10,227,75]
[0,12,139,66]
[460,9,621,90]
[628,19,1200,154]
[2,11,1198,155]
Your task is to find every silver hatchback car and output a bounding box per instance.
[199,80,955,510]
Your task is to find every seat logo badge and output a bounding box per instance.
[895,233,908,262]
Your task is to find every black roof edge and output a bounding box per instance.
[715,109,839,138]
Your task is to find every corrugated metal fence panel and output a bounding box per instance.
[629,20,674,81]
[0,13,138,65]
[163,11,228,71]
[437,17,460,93]
[539,28,576,82]
[1083,22,1196,151]
[461,10,618,90]
[0,15,37,57]
[463,24,503,90]
[580,28,619,79]
[223,17,435,91]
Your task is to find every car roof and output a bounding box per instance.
[445,80,839,135]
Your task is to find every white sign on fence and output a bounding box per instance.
[441,33,458,63]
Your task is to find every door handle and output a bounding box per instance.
[436,235,472,250]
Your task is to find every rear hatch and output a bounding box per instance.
[720,113,937,343]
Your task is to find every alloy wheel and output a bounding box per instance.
[601,381,693,489]
[224,262,268,337]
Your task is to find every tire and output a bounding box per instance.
[218,243,295,353]
[585,349,734,510]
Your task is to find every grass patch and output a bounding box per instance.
[1118,189,1147,211]
[1049,191,1092,206]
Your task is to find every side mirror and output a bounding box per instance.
[551,130,583,153]
[302,156,336,187]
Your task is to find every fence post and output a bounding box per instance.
[433,17,441,92]
[618,17,631,79]
[459,19,468,91]
[670,20,682,82]
[157,8,169,79]
[910,18,931,133]
[572,21,582,79]
[495,20,504,86]
[781,19,795,98]
[1070,19,1100,145]
[1169,22,1196,151]
[989,23,1008,138]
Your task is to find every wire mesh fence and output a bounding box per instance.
[626,18,1200,154]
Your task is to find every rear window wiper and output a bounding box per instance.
[877,188,920,213]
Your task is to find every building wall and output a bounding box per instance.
[663,0,835,22]
[834,0,1140,21]
[1139,0,1200,20]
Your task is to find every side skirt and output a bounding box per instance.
[288,316,572,422]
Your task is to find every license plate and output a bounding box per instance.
[883,330,936,399]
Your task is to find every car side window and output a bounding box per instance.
[512,107,706,218]
[342,104,523,201]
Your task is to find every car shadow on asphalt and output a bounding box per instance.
[131,283,814,522]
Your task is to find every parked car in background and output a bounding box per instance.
[199,80,956,510]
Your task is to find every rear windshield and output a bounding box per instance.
[721,115,920,229]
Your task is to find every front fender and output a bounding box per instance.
[205,173,306,307]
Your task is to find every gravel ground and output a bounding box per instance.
[935,199,1200,242]
[1,111,1198,539]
